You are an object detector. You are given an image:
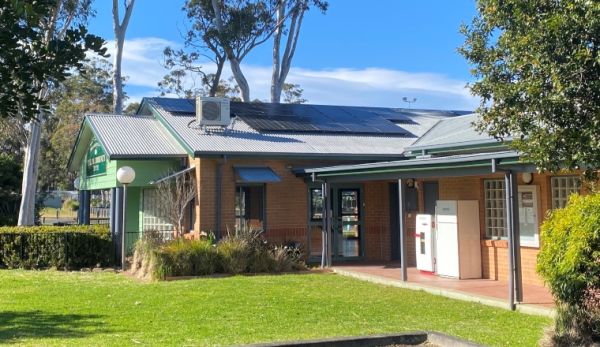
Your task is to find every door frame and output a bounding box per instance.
[517,185,540,248]
[331,184,365,261]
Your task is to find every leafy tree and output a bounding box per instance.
[124,101,140,115]
[171,0,324,102]
[0,154,22,226]
[40,58,114,191]
[0,0,106,225]
[0,0,106,122]
[282,83,307,104]
[460,0,600,178]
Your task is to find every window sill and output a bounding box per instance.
[482,239,540,249]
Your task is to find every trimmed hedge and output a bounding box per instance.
[0,225,113,270]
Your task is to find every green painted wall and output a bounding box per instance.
[75,134,182,252]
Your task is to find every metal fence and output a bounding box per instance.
[90,207,110,225]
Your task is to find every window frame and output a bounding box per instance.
[550,176,581,209]
[235,183,266,232]
[484,179,507,240]
[141,188,174,240]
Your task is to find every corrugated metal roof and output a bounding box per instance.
[407,113,499,150]
[86,115,187,158]
[145,98,456,158]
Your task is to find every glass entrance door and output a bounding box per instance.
[333,187,363,259]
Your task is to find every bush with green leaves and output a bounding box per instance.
[132,228,307,280]
[537,193,600,344]
[0,225,113,269]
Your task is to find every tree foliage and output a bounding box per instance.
[39,58,114,190]
[0,0,106,122]
[165,0,323,102]
[0,154,22,226]
[460,0,600,178]
[282,83,307,104]
[537,193,600,344]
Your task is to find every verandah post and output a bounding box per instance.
[398,179,407,282]
[320,181,328,268]
[509,171,523,303]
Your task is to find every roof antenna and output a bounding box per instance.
[402,97,417,109]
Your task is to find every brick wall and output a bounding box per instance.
[191,155,567,286]
[363,181,391,261]
[436,173,551,286]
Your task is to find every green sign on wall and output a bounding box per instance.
[86,139,107,177]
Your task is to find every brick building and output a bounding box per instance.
[69,97,583,309]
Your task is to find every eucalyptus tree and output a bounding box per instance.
[270,0,326,103]
[112,0,135,114]
[172,0,324,102]
[460,0,600,179]
[0,0,106,225]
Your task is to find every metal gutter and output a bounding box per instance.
[194,151,405,161]
[303,151,520,175]
[406,138,511,154]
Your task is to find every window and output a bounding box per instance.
[142,189,173,239]
[551,176,581,209]
[309,188,323,221]
[484,179,506,239]
[235,185,265,231]
[188,197,196,232]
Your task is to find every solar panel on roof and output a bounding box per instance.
[153,98,195,113]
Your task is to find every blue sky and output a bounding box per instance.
[88,1,479,110]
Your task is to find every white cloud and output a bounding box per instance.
[107,37,478,110]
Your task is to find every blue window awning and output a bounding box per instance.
[234,167,281,183]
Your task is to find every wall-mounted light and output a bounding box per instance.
[522,172,533,184]
[406,178,415,188]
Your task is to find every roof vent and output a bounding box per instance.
[196,97,230,127]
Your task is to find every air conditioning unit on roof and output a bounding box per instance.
[196,96,230,127]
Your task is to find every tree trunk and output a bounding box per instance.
[113,34,125,114]
[208,58,225,97]
[270,0,305,103]
[18,119,42,225]
[211,0,250,102]
[270,0,285,103]
[112,0,135,114]
[229,57,250,102]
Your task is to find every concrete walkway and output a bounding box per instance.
[332,263,555,317]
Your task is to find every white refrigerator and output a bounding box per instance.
[435,200,482,279]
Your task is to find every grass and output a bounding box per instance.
[0,270,551,346]
[40,207,77,219]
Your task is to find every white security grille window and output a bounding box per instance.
[484,179,506,239]
[551,176,581,209]
[142,189,173,239]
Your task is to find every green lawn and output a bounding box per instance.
[0,270,550,346]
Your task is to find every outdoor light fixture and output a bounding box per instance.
[116,166,136,270]
[522,172,533,184]
[406,178,415,188]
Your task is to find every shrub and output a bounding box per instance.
[156,239,219,279]
[537,193,600,345]
[132,227,307,280]
[217,237,249,274]
[62,198,79,212]
[0,225,113,269]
